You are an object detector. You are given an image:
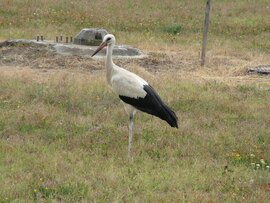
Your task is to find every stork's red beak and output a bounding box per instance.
[91,41,107,57]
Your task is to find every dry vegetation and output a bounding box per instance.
[0,0,270,202]
[0,0,270,52]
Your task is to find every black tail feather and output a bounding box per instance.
[119,85,179,128]
[161,103,178,128]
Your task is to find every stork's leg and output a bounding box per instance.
[128,115,134,158]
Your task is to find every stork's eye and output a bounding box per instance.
[107,37,111,41]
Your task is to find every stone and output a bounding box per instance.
[247,65,270,74]
[0,39,146,59]
[55,43,146,58]
[73,28,108,46]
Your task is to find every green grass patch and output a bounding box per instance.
[0,0,269,53]
[32,182,88,201]
[0,74,269,202]
[161,23,183,34]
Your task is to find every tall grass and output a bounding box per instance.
[0,72,269,202]
[0,0,269,52]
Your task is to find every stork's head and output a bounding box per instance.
[104,34,116,45]
[91,34,115,57]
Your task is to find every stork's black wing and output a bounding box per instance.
[119,85,178,128]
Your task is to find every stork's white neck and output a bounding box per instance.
[106,44,114,67]
[105,43,115,85]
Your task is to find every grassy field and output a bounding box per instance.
[1,0,270,202]
[0,68,269,202]
[0,0,270,52]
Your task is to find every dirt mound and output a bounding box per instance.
[0,42,103,73]
[0,41,180,74]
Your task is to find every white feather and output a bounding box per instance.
[111,66,148,98]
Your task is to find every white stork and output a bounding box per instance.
[92,34,178,157]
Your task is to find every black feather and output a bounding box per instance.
[119,85,178,128]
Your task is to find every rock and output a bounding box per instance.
[74,28,108,46]
[247,65,270,74]
[0,39,147,59]
[55,43,146,58]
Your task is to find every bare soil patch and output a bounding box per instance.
[0,41,269,86]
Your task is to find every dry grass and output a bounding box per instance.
[0,64,270,202]
[0,0,270,53]
[1,0,270,202]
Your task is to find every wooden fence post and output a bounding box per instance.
[201,0,211,66]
